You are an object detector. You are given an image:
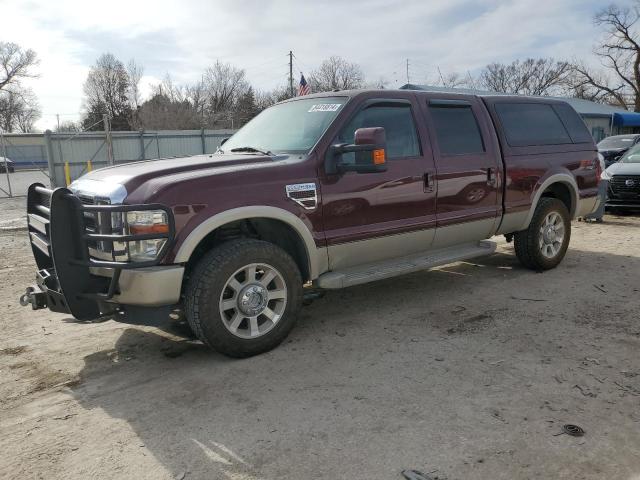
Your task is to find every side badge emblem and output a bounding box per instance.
[285,183,317,210]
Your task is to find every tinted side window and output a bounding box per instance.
[495,103,571,147]
[552,103,593,144]
[429,104,485,155]
[338,103,420,159]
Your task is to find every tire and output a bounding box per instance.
[185,239,303,358]
[514,198,571,271]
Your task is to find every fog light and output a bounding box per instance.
[128,238,167,262]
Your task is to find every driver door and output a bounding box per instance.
[319,98,437,270]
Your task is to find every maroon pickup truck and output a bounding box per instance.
[21,90,601,357]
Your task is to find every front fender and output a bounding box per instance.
[173,206,326,279]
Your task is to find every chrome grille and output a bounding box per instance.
[610,175,640,197]
[78,195,126,259]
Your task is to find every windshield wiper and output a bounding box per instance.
[230,146,273,156]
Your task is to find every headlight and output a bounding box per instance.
[126,210,169,262]
[601,169,611,181]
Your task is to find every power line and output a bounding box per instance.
[242,56,288,71]
[291,53,312,74]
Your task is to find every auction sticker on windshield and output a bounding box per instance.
[308,104,342,112]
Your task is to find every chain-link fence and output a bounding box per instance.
[0,125,236,197]
[0,131,50,198]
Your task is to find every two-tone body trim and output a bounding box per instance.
[173,206,327,279]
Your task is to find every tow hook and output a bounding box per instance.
[19,286,48,310]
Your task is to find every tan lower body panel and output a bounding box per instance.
[325,217,497,273]
[576,196,599,218]
[431,217,498,249]
[91,265,184,306]
[327,228,436,271]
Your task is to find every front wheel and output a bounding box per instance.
[185,239,303,357]
[514,198,571,271]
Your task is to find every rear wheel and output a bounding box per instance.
[514,198,571,271]
[185,239,303,357]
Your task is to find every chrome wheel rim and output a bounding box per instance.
[466,187,486,202]
[539,212,565,258]
[219,263,287,339]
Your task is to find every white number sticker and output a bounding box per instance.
[308,104,342,112]
[286,182,316,193]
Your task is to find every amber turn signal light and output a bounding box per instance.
[129,224,170,235]
[373,149,385,165]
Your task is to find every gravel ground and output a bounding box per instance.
[1,195,639,480]
[0,170,50,199]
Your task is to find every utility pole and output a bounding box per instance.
[289,50,294,97]
[103,113,114,166]
[56,114,60,132]
[406,59,410,85]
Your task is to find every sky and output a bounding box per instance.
[1,0,629,131]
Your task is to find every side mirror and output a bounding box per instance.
[329,127,387,174]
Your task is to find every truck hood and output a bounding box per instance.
[70,153,276,201]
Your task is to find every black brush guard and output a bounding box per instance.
[20,183,175,320]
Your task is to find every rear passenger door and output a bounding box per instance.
[421,97,502,247]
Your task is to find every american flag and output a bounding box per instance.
[298,73,311,96]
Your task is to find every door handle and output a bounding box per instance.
[486,168,497,187]
[424,172,434,193]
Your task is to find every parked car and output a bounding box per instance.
[597,134,640,167]
[603,143,640,213]
[0,157,15,173]
[20,90,601,357]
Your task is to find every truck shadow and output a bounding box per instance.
[67,245,640,479]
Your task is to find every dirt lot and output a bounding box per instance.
[0,170,50,198]
[1,195,639,480]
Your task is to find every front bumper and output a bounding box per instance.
[605,199,640,210]
[91,265,184,306]
[21,184,178,320]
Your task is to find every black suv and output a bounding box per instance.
[598,134,640,167]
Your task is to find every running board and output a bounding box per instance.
[316,240,497,289]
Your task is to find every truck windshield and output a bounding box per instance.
[620,144,640,163]
[221,97,347,155]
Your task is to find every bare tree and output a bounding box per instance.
[127,60,144,109]
[202,61,249,127]
[0,88,41,132]
[56,120,81,133]
[436,69,478,89]
[569,3,640,110]
[185,79,207,120]
[82,53,133,130]
[309,56,364,92]
[0,42,40,132]
[479,58,571,96]
[0,42,39,92]
[367,76,390,89]
[127,59,144,129]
